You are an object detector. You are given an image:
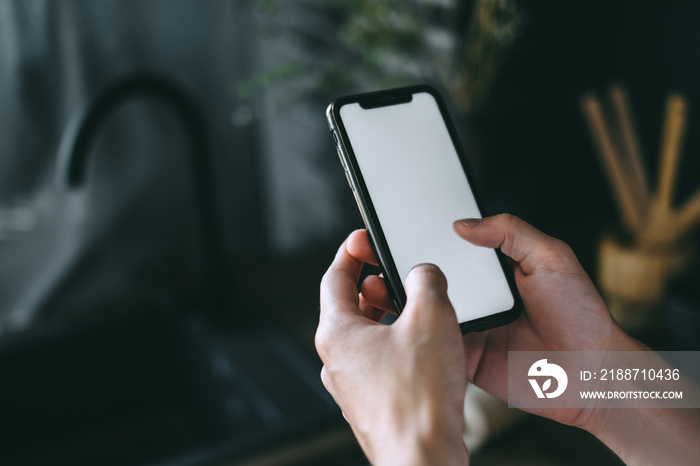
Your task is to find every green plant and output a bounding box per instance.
[240,0,521,115]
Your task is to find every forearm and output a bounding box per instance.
[359,412,468,466]
[585,406,700,465]
[369,431,468,466]
[582,337,700,465]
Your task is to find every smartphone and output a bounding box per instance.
[326,85,521,333]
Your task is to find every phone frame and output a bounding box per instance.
[326,84,521,333]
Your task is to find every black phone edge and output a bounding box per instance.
[326,84,522,334]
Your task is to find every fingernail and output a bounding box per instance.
[456,218,482,227]
[411,262,440,272]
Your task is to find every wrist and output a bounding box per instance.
[370,414,467,466]
[373,431,467,466]
[610,326,649,352]
[581,402,700,465]
[577,328,647,433]
[576,331,700,465]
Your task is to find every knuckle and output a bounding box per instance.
[319,269,331,290]
[493,214,525,252]
[320,366,332,390]
[496,212,523,227]
[545,238,574,258]
[536,238,575,267]
[552,238,574,254]
[314,328,331,360]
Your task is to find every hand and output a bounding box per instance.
[316,231,469,466]
[453,214,642,428]
[350,215,700,465]
[455,216,700,465]
[356,214,638,428]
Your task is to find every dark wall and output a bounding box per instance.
[0,0,698,329]
[0,0,265,326]
[476,0,700,233]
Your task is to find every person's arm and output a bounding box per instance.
[317,234,469,465]
[357,214,700,465]
[585,402,700,465]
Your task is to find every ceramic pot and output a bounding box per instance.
[598,233,693,329]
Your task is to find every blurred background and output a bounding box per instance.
[1,0,699,464]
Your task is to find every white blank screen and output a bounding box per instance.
[340,92,514,323]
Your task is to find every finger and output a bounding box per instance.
[346,229,379,266]
[319,238,366,329]
[359,294,387,322]
[400,263,457,328]
[462,327,510,399]
[405,263,449,306]
[360,275,397,314]
[452,214,576,276]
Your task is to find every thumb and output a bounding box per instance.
[452,213,572,276]
[400,263,457,328]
